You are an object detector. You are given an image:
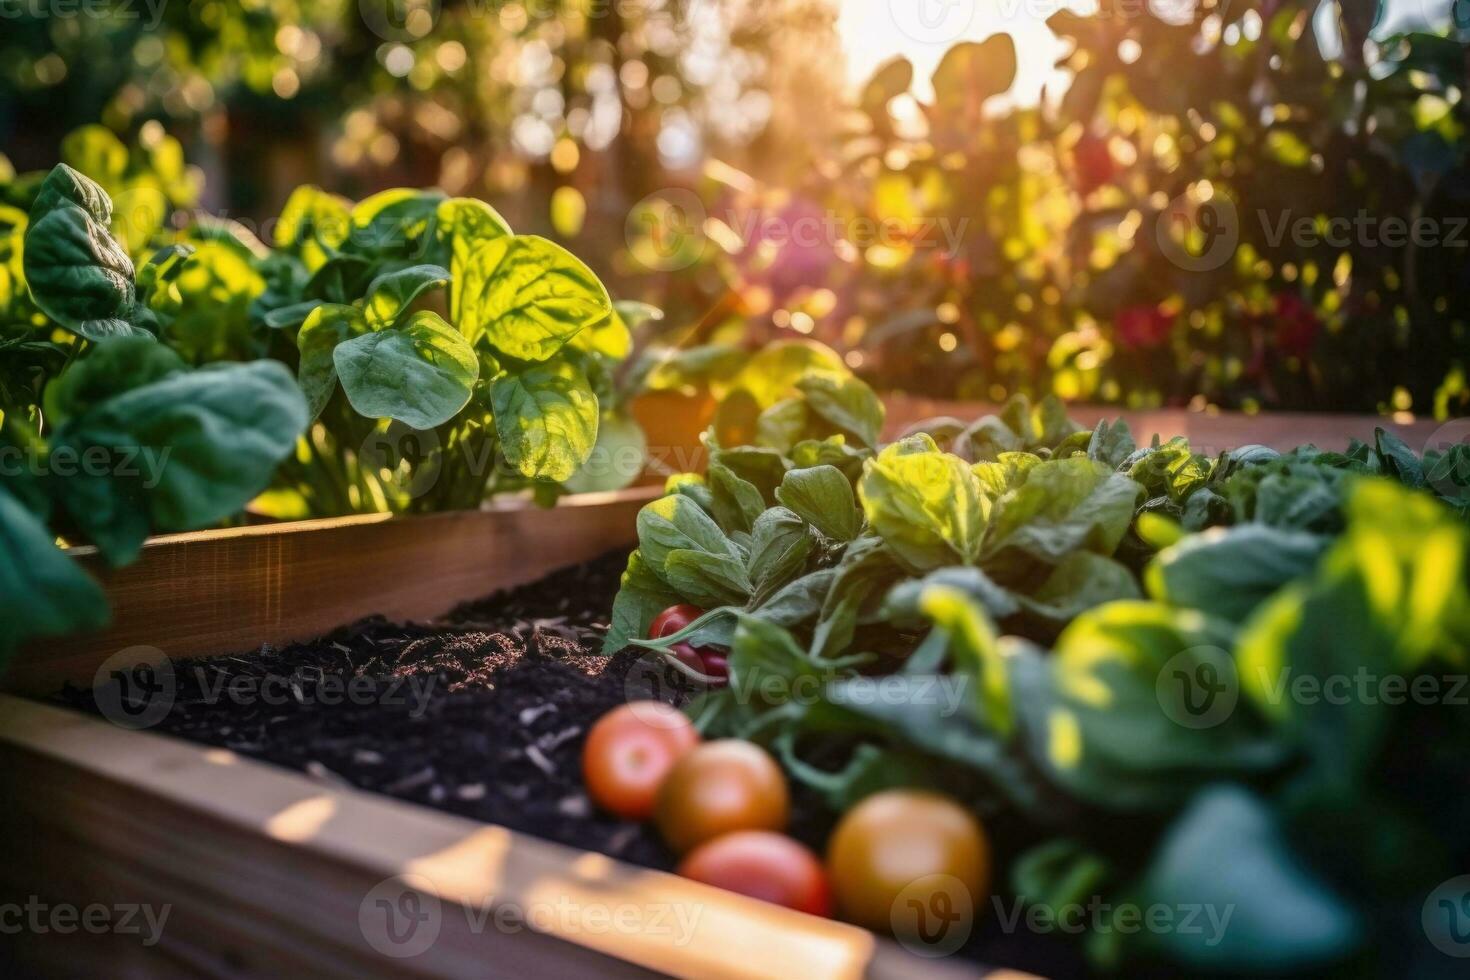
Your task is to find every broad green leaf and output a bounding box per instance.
[859,436,989,571]
[274,185,350,271]
[708,460,767,534]
[729,340,848,408]
[456,234,611,360]
[604,549,680,653]
[59,125,128,183]
[435,196,511,297]
[1133,786,1358,971]
[1014,552,1142,637]
[52,360,308,561]
[972,451,1041,498]
[796,374,884,448]
[0,483,109,663]
[1047,601,1280,808]
[984,457,1141,575]
[636,492,741,576]
[364,264,450,330]
[334,311,478,429]
[747,506,814,600]
[1088,418,1136,469]
[23,165,142,340]
[296,304,365,420]
[754,568,836,627]
[777,464,862,541]
[1147,524,1328,621]
[490,360,599,482]
[729,614,822,705]
[883,565,1020,623]
[664,549,753,607]
[43,337,185,427]
[349,188,443,254]
[921,585,1012,734]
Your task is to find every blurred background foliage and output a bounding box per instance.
[2,0,1468,417]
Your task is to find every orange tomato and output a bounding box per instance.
[656,740,789,853]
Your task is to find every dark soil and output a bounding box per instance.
[61,551,696,869]
[59,550,1089,978]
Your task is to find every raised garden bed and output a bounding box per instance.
[2,399,1463,979]
[0,487,993,979]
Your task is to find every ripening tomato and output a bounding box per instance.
[650,603,705,639]
[656,740,790,853]
[582,702,700,821]
[826,790,990,935]
[678,831,831,917]
[671,643,730,685]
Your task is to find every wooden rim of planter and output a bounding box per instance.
[0,486,1025,979]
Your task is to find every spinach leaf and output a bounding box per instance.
[859,435,989,571]
[776,464,861,542]
[490,360,599,482]
[363,263,450,330]
[23,165,143,340]
[334,311,478,429]
[457,235,611,360]
[0,482,110,662]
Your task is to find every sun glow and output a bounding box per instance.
[837,0,1077,106]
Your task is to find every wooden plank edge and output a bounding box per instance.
[0,696,999,980]
[5,486,663,696]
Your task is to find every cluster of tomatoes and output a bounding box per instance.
[582,604,992,937]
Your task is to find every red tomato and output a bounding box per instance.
[656,740,790,853]
[582,702,700,821]
[650,604,705,639]
[678,831,831,917]
[671,643,730,686]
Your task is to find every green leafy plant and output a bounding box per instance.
[1,167,308,668]
[245,185,640,517]
[607,340,1470,975]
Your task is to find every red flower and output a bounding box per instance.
[1116,304,1175,350]
[1273,292,1320,358]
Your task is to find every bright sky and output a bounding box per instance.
[837,0,1072,106]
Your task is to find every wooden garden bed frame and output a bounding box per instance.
[0,488,992,979]
[1,403,1438,978]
